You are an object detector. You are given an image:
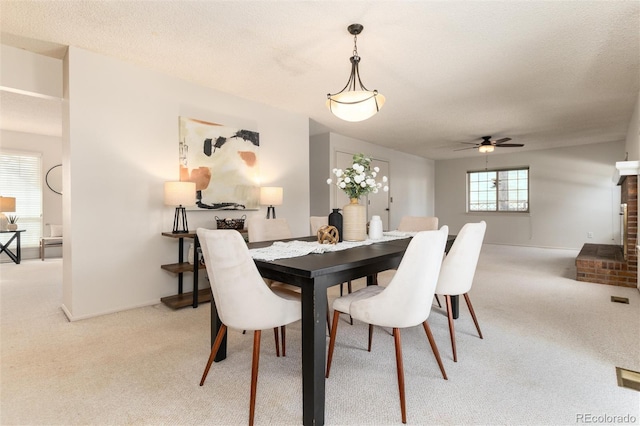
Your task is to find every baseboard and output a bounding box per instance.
[60,299,161,322]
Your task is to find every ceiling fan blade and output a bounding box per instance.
[454,146,479,151]
[495,143,524,147]
[494,137,512,144]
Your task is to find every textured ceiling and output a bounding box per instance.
[0,1,638,159]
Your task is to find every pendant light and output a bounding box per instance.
[327,24,386,122]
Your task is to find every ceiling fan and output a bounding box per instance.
[455,136,524,153]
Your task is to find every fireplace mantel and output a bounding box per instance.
[615,160,640,185]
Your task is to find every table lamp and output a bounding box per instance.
[164,182,196,233]
[260,187,283,219]
[0,196,16,231]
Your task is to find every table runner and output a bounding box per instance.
[249,231,415,262]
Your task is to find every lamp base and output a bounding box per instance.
[172,206,189,233]
[266,206,276,219]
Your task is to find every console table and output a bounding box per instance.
[160,232,209,309]
[0,229,25,264]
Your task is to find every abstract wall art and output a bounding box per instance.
[178,116,260,210]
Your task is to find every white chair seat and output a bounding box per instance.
[332,285,383,313]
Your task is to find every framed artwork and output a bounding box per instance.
[179,116,260,210]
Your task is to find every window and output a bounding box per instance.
[0,150,42,248]
[468,167,529,212]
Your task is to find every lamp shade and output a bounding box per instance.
[0,196,16,212]
[326,90,386,122]
[164,181,196,207]
[260,187,283,206]
[478,145,495,153]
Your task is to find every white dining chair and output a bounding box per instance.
[309,215,327,235]
[435,221,486,362]
[247,217,300,355]
[326,226,449,424]
[397,215,439,232]
[197,228,301,426]
[396,215,442,307]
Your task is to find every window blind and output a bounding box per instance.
[0,150,43,249]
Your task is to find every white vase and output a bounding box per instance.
[342,198,367,241]
[369,215,383,240]
[7,223,17,231]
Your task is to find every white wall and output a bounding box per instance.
[0,130,63,259]
[625,91,639,161]
[320,133,435,231]
[62,46,309,320]
[435,141,624,249]
[309,133,331,216]
[0,45,62,97]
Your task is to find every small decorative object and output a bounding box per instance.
[328,208,343,242]
[7,215,18,231]
[215,215,246,230]
[327,153,389,241]
[369,215,383,240]
[317,225,339,245]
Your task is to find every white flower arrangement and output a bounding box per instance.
[326,153,389,200]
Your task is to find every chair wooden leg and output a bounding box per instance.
[281,325,287,356]
[326,310,342,378]
[393,328,407,424]
[463,293,483,339]
[422,321,447,380]
[340,283,344,296]
[200,324,228,386]
[434,294,441,308]
[445,295,457,362]
[273,328,280,357]
[368,324,373,352]
[249,330,261,426]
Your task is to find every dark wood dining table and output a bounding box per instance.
[208,234,456,426]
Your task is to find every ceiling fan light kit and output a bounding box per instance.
[327,24,385,122]
[455,136,525,153]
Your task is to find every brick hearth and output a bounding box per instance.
[576,174,637,287]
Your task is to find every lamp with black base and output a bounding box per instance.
[259,187,283,219]
[164,181,196,233]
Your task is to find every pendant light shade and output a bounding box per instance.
[327,24,385,122]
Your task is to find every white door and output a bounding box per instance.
[335,151,390,230]
[368,158,390,230]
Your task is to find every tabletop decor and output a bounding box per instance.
[327,153,388,241]
[328,208,343,242]
[7,215,19,231]
[317,225,339,245]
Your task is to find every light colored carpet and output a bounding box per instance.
[1,244,639,425]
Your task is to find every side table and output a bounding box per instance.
[0,229,26,264]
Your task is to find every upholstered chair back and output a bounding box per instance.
[436,221,486,296]
[349,226,448,328]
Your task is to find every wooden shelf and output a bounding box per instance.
[161,288,211,309]
[161,262,205,274]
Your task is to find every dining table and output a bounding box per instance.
[207,233,456,426]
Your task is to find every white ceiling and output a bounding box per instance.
[0,1,638,160]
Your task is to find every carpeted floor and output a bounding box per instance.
[1,244,639,425]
